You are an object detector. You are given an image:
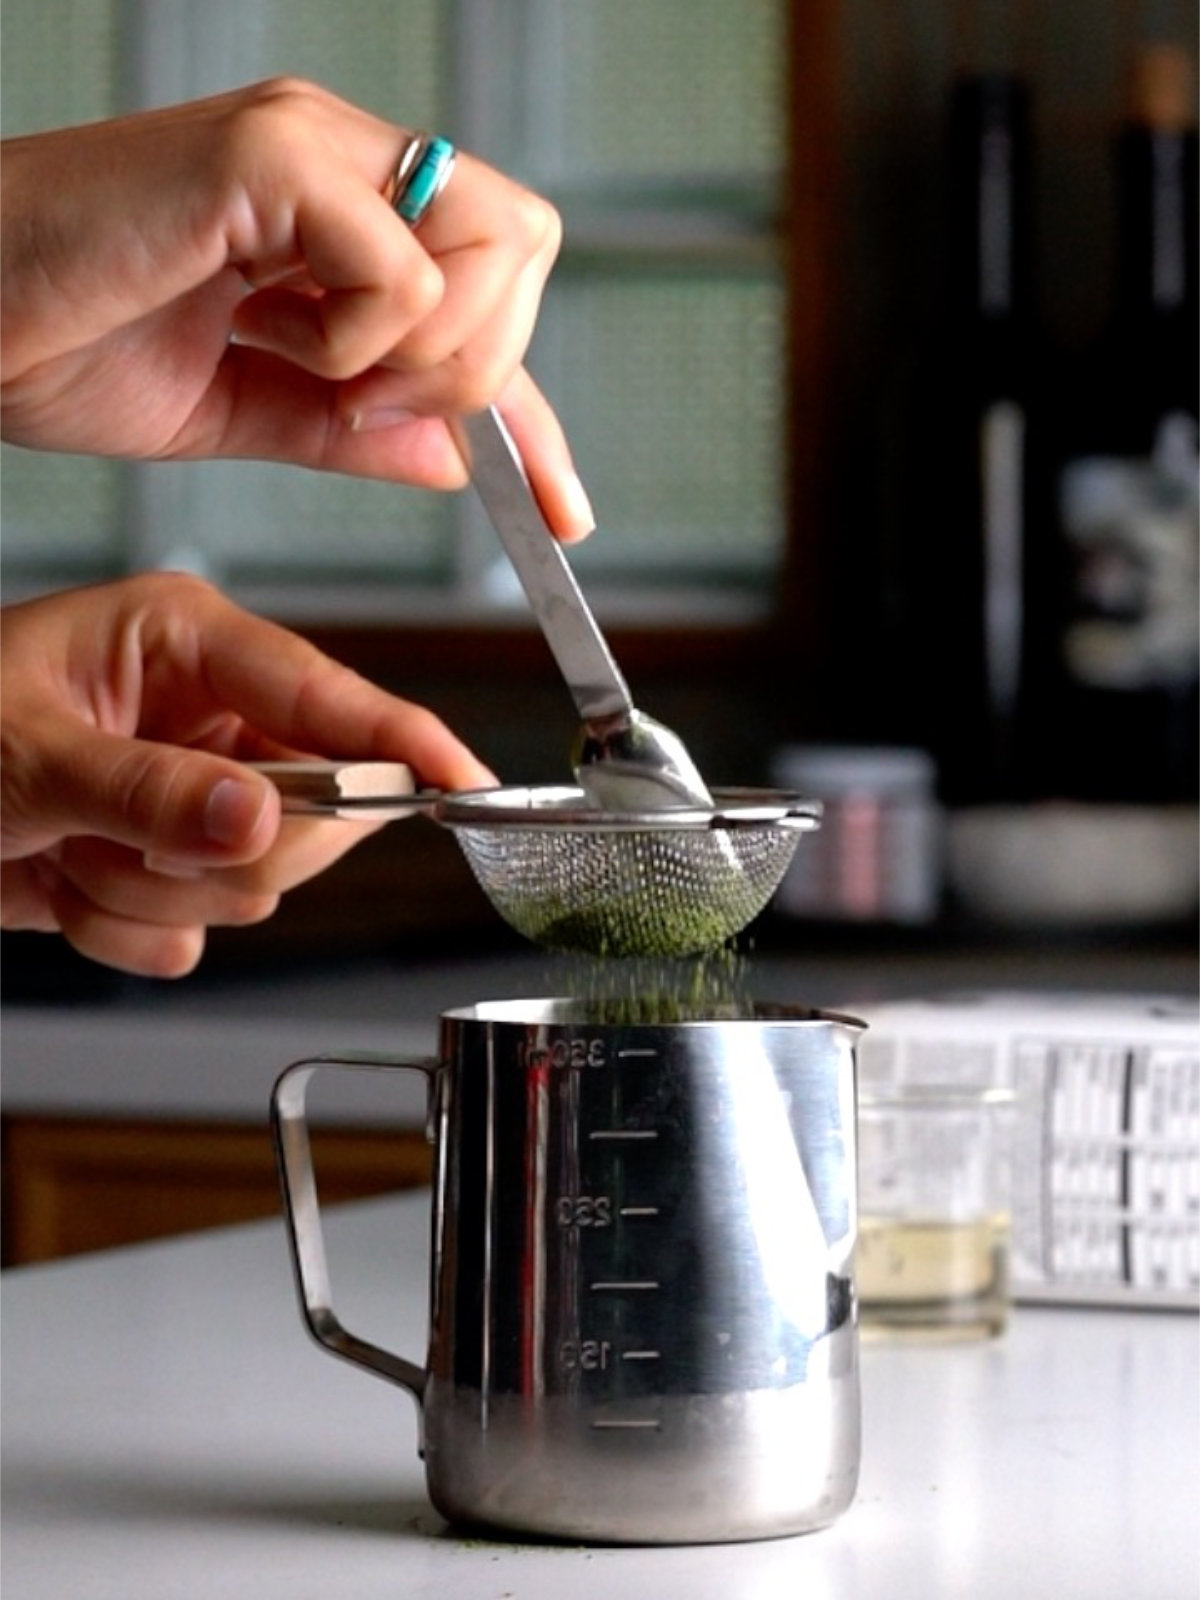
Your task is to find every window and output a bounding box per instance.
[0,0,788,623]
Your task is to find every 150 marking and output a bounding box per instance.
[558,1339,613,1373]
[558,1339,662,1374]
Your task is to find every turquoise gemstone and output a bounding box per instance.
[396,137,455,224]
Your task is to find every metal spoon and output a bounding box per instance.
[450,406,713,811]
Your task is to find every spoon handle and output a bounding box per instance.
[452,407,632,728]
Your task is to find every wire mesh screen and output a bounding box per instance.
[185,461,452,583]
[229,0,443,130]
[531,270,786,581]
[0,449,122,570]
[1,0,126,574]
[453,820,802,956]
[529,0,786,187]
[0,0,121,131]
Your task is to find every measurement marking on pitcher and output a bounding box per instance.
[619,1205,660,1218]
[617,1048,660,1059]
[590,1280,660,1292]
[621,1349,661,1362]
[589,1418,662,1431]
[588,1129,659,1142]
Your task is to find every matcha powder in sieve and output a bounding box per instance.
[527,899,737,960]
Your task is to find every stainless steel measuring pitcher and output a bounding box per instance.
[271,998,863,1544]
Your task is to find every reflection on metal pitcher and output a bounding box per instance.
[272,998,863,1545]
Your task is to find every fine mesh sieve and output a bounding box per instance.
[437,786,821,957]
[254,770,822,957]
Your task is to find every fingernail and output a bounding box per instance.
[562,472,596,538]
[348,405,417,433]
[204,777,268,847]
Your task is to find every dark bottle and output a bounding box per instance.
[917,74,1049,808]
[1052,44,1199,803]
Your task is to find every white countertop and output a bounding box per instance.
[2,1192,1196,1600]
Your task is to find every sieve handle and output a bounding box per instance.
[247,760,438,818]
[451,407,633,728]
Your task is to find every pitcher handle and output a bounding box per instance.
[271,1052,436,1401]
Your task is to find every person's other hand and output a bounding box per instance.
[0,574,494,977]
[0,79,593,540]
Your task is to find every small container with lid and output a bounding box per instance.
[769,745,943,924]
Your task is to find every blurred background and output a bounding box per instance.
[2,0,1196,1269]
[2,0,1196,963]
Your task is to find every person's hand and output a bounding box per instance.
[0,78,594,540]
[0,574,495,977]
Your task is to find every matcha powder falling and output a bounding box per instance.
[550,946,759,1024]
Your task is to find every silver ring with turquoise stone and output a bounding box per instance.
[386,134,456,227]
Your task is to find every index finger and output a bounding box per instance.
[140,579,495,790]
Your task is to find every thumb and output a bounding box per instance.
[26,726,280,865]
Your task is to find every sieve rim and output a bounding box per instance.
[435,785,823,832]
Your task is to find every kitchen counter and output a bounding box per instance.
[2,1192,1196,1600]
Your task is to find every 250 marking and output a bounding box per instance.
[555,1195,613,1228]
